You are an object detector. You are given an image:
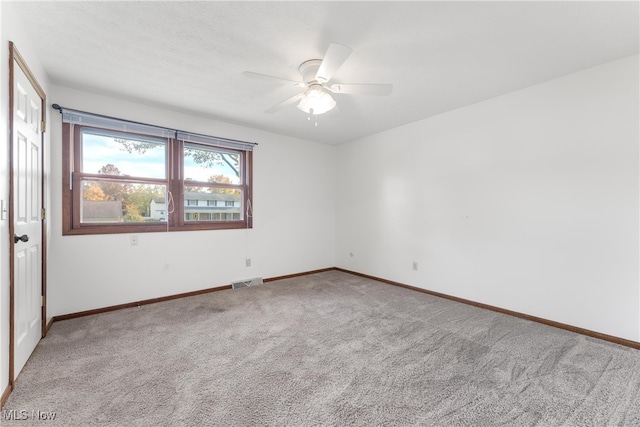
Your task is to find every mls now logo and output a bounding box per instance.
[2,409,57,421]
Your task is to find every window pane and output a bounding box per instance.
[184,186,242,222]
[81,180,167,223]
[81,129,166,179]
[183,144,241,185]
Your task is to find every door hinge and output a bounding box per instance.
[41,208,46,221]
[41,295,45,307]
[41,120,46,132]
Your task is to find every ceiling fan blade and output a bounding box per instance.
[316,43,353,83]
[265,93,305,114]
[329,83,393,96]
[242,71,304,87]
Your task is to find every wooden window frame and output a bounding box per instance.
[62,122,253,235]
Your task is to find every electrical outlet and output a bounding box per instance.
[130,235,138,246]
[246,258,251,267]
[412,262,418,271]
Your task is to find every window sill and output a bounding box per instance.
[62,221,252,236]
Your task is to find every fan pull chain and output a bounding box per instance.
[307,109,318,127]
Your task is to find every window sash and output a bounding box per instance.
[80,128,169,180]
[182,142,244,186]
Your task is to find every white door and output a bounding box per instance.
[12,57,43,378]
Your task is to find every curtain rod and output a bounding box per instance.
[51,104,258,148]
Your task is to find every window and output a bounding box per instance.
[60,107,254,235]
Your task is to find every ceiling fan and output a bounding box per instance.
[242,43,392,116]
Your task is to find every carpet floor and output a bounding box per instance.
[3,270,640,426]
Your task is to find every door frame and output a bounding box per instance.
[8,41,47,387]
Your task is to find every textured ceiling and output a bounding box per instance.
[8,1,639,145]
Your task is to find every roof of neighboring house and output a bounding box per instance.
[83,200,123,219]
[152,192,240,204]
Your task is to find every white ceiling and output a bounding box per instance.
[9,1,639,145]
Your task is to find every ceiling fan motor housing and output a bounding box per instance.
[298,59,324,84]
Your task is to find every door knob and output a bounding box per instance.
[14,234,29,243]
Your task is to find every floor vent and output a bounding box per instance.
[232,277,264,290]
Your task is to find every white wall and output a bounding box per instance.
[336,55,640,342]
[1,1,52,396]
[48,86,336,317]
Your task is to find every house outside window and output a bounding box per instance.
[151,192,242,222]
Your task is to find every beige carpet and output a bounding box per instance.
[3,270,640,426]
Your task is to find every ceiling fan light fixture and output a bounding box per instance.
[297,85,336,115]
